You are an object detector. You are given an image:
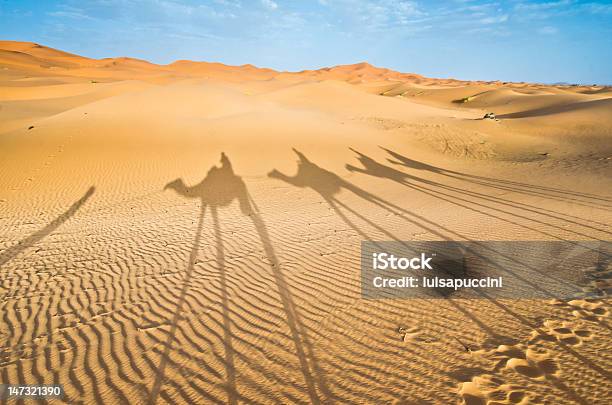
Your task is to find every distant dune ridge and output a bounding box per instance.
[0,40,611,404]
[2,39,611,156]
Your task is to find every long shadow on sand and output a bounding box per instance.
[383,147,612,209]
[345,147,612,294]
[269,148,609,396]
[270,148,609,296]
[345,148,612,240]
[0,186,96,268]
[154,153,330,404]
[269,149,410,245]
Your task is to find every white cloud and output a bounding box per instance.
[466,3,500,12]
[48,10,94,20]
[261,0,278,10]
[514,0,572,11]
[582,2,612,14]
[47,4,95,20]
[538,25,558,34]
[513,0,612,22]
[337,0,426,31]
[479,14,508,24]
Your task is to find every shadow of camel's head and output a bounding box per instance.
[164,178,185,192]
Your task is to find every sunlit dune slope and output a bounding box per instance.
[2,40,610,165]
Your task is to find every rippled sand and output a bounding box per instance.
[1,41,611,404]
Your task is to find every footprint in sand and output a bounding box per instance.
[534,320,593,346]
[504,348,559,379]
[458,344,559,404]
[481,343,560,378]
[549,298,609,321]
[568,299,609,320]
[458,374,529,405]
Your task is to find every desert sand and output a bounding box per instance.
[0,40,611,404]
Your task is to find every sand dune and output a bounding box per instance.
[0,41,610,404]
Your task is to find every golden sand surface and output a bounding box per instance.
[1,41,611,404]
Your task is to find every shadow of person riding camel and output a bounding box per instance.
[345,147,611,239]
[345,147,418,185]
[164,153,252,215]
[269,148,422,245]
[382,146,612,207]
[269,148,403,207]
[269,149,345,200]
[269,148,610,388]
[157,153,330,405]
[271,148,602,295]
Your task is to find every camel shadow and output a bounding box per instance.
[155,153,330,404]
[382,147,612,208]
[269,148,409,245]
[0,186,96,268]
[344,147,611,296]
[346,148,611,239]
[270,148,610,392]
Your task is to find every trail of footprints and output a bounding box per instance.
[459,343,561,405]
[539,320,592,347]
[7,134,72,194]
[459,374,529,405]
[550,298,610,322]
[457,298,608,405]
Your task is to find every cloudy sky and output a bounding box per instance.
[1,0,611,84]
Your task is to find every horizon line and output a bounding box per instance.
[1,39,610,88]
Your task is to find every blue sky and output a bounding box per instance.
[1,0,611,84]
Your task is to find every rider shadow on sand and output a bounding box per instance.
[345,147,611,238]
[268,148,594,295]
[154,153,330,404]
[268,148,412,244]
[269,148,609,399]
[382,146,612,207]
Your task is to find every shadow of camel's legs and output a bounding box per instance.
[405,176,612,237]
[247,195,332,404]
[150,203,207,404]
[449,172,612,208]
[340,178,581,297]
[341,172,611,380]
[211,205,238,405]
[351,153,610,235]
[404,179,604,240]
[0,186,95,268]
[345,153,610,295]
[333,198,407,244]
[327,198,374,243]
[444,181,609,231]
